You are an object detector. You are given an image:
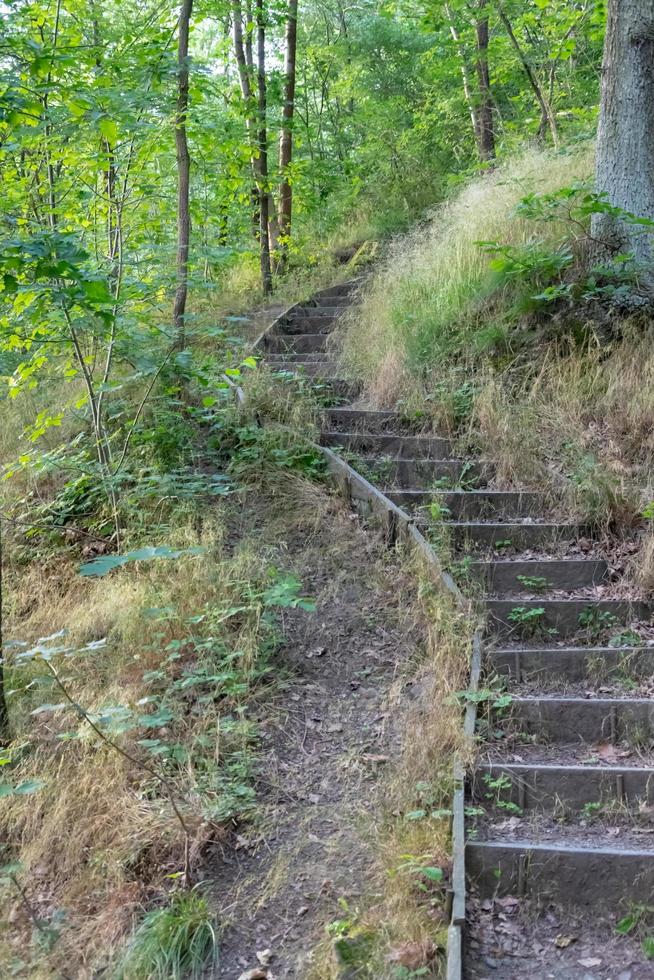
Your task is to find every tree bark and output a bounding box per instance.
[445,4,480,152]
[496,2,559,149]
[278,0,298,256]
[232,0,272,295]
[173,0,193,350]
[255,0,272,295]
[593,0,654,271]
[474,1,495,161]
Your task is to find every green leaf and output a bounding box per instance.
[0,778,46,797]
[82,279,113,305]
[642,937,654,960]
[419,866,444,882]
[79,545,206,577]
[98,117,118,143]
[616,913,639,935]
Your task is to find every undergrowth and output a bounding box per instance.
[341,145,654,537]
[308,550,474,979]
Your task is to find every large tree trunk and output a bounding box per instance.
[278,0,298,254]
[593,0,654,271]
[474,1,495,162]
[173,0,193,350]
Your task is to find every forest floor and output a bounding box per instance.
[207,482,428,979]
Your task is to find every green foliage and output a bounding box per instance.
[507,605,546,638]
[515,575,552,593]
[578,607,619,642]
[117,892,217,980]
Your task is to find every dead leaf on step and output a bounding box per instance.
[256,949,273,966]
[386,939,438,969]
[595,741,619,762]
[554,934,576,948]
[236,970,268,980]
[578,958,602,968]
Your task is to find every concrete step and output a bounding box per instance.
[506,695,654,742]
[489,644,653,682]
[388,490,541,520]
[264,333,330,354]
[276,315,340,334]
[485,598,651,639]
[321,431,451,458]
[472,760,654,812]
[315,280,362,300]
[466,836,654,906]
[265,352,331,363]
[268,359,340,378]
[446,522,578,551]
[468,558,609,592]
[324,407,404,432]
[355,457,490,489]
[291,306,344,316]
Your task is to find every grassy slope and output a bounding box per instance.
[341,146,654,544]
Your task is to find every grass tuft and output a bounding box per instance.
[117,891,217,980]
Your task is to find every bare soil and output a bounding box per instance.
[465,895,652,980]
[206,486,425,979]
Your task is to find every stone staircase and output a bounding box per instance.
[257,279,654,973]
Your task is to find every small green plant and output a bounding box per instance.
[582,801,603,822]
[578,607,619,642]
[507,605,546,639]
[117,891,217,980]
[482,772,522,815]
[515,574,552,593]
[609,629,642,648]
[495,539,512,551]
[615,904,654,959]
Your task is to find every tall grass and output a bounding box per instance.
[340,144,594,402]
[117,892,217,980]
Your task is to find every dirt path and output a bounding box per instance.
[210,492,420,978]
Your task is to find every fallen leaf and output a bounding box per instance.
[555,934,576,948]
[256,950,273,966]
[386,940,438,969]
[595,741,619,762]
[236,970,268,980]
[578,958,602,968]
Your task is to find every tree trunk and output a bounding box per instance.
[593,0,654,271]
[173,0,193,350]
[496,2,559,149]
[474,1,496,162]
[255,0,272,295]
[277,0,298,259]
[445,4,480,152]
[232,0,272,295]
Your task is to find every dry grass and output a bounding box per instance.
[0,504,295,977]
[340,144,594,395]
[468,337,654,527]
[306,551,474,979]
